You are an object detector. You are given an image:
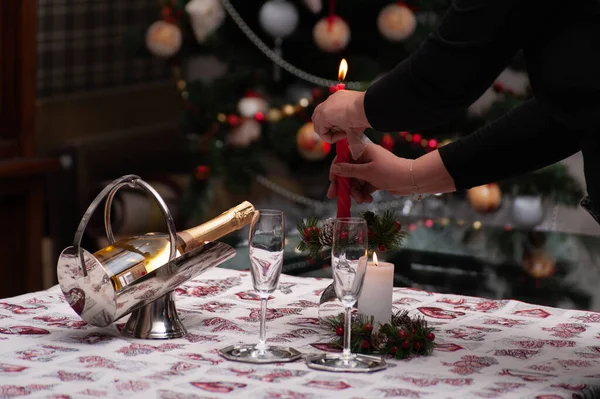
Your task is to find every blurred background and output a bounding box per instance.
[2,0,600,311]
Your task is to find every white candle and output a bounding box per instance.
[358,253,394,330]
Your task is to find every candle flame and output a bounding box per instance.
[338,58,348,81]
[373,252,378,266]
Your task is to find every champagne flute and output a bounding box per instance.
[219,210,301,363]
[306,217,387,372]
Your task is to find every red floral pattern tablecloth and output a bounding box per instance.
[0,267,599,398]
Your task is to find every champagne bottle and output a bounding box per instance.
[93,201,256,291]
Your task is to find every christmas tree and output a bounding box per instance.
[136,0,583,256]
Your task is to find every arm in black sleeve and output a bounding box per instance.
[438,98,581,190]
[363,0,546,132]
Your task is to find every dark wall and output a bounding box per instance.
[36,0,170,98]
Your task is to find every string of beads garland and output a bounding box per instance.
[322,310,436,359]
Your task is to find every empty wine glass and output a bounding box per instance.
[306,217,387,372]
[219,210,301,363]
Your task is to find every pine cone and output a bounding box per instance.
[319,219,334,247]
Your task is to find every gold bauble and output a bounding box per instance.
[377,3,416,42]
[296,122,331,160]
[467,183,502,214]
[523,250,556,279]
[313,16,350,53]
[146,21,182,58]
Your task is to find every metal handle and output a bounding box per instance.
[72,175,178,278]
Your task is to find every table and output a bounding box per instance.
[0,267,599,398]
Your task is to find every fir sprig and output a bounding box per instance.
[296,211,407,259]
[322,310,436,359]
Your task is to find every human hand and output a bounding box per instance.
[312,90,371,144]
[327,143,413,203]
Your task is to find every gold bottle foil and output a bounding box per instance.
[178,201,256,251]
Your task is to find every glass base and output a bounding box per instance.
[305,353,387,373]
[219,344,302,364]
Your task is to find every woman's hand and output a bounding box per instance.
[312,90,371,143]
[328,144,413,203]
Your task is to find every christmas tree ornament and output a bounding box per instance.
[512,195,545,229]
[303,0,322,13]
[296,122,332,161]
[259,0,299,81]
[185,0,225,43]
[195,165,211,181]
[468,87,500,116]
[313,16,350,53]
[377,3,416,42]
[381,133,395,151]
[522,249,555,279]
[227,119,261,148]
[467,183,502,214]
[146,21,182,58]
[237,91,269,118]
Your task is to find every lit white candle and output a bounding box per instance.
[358,253,394,330]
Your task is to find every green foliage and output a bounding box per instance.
[296,211,407,259]
[322,309,436,359]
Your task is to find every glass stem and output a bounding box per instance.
[342,305,352,360]
[257,297,268,353]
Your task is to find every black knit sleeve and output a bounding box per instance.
[438,99,581,190]
[363,0,528,132]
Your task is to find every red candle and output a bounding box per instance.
[335,59,351,218]
[336,137,351,218]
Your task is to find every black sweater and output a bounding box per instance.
[363,0,600,211]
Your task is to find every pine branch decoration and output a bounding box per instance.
[323,309,436,359]
[296,211,407,259]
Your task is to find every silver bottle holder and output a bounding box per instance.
[57,174,236,339]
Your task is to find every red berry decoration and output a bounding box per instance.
[378,244,386,252]
[312,226,319,233]
[394,221,402,231]
[397,329,407,339]
[361,340,370,350]
[304,227,311,238]
[335,326,344,336]
[427,332,435,342]
[363,323,373,333]
[401,340,411,350]
[414,341,422,351]
[390,346,397,356]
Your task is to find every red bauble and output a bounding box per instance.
[381,133,395,151]
[339,231,349,240]
[412,133,422,144]
[195,165,210,180]
[394,221,402,231]
[361,340,370,350]
[401,340,411,350]
[363,323,373,333]
[390,346,397,356]
[378,244,386,252]
[227,114,240,126]
[304,227,311,238]
[397,329,407,339]
[426,332,435,341]
[414,341,422,351]
[335,326,344,336]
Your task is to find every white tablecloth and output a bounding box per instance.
[0,267,599,398]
